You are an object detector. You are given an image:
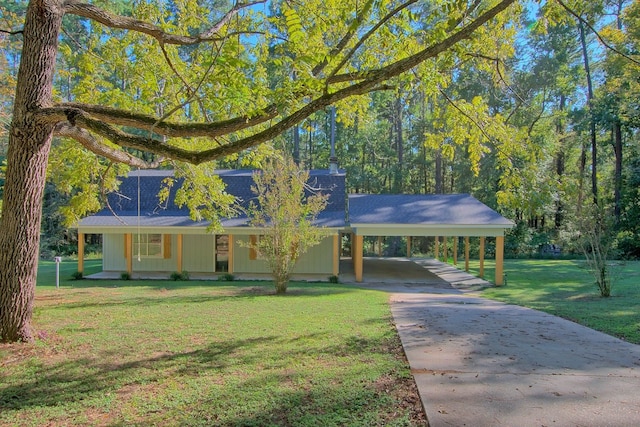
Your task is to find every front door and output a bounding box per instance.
[215,234,229,272]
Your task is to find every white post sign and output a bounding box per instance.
[54,256,62,289]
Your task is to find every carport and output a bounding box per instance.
[346,194,514,285]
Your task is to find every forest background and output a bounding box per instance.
[1,0,639,261]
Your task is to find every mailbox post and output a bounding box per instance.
[54,256,62,289]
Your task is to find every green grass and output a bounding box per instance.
[472,259,640,344]
[35,259,103,287]
[0,260,424,426]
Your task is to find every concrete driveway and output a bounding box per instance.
[350,258,640,427]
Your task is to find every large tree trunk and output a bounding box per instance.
[0,1,63,342]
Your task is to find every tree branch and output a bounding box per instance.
[44,0,516,165]
[311,0,377,77]
[465,52,527,104]
[327,0,484,84]
[438,87,516,166]
[43,103,279,138]
[54,123,164,168]
[63,0,265,45]
[0,29,23,35]
[325,0,420,80]
[555,0,640,66]
[60,112,200,162]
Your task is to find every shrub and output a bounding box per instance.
[170,271,190,281]
[218,273,235,282]
[120,272,131,280]
[71,271,83,280]
[328,275,339,283]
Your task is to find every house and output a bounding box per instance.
[76,169,514,284]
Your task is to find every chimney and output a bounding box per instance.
[329,106,338,174]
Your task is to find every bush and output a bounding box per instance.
[120,272,131,280]
[170,271,190,281]
[615,231,640,260]
[71,271,83,280]
[218,273,235,282]
[328,275,339,283]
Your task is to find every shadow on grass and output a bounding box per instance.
[0,335,277,411]
[0,331,403,422]
[184,370,404,426]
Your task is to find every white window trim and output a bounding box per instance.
[133,233,164,259]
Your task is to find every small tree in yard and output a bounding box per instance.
[247,153,328,294]
[578,202,617,297]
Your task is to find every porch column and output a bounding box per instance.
[177,234,183,273]
[434,237,440,260]
[453,237,458,265]
[377,236,383,257]
[78,232,85,274]
[495,235,505,286]
[228,234,234,274]
[354,234,364,282]
[479,236,485,279]
[332,234,340,276]
[406,236,412,258]
[464,237,470,272]
[125,233,133,274]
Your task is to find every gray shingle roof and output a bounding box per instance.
[79,169,347,228]
[79,170,512,230]
[348,194,513,226]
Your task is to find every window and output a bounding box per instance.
[134,233,163,258]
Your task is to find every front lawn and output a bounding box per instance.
[0,261,425,426]
[474,259,640,344]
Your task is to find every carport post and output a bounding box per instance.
[479,237,485,278]
[464,237,470,272]
[495,236,505,286]
[406,236,412,257]
[434,237,440,260]
[77,232,85,274]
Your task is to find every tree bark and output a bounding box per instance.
[613,120,623,221]
[0,1,63,342]
[435,149,443,194]
[393,95,404,193]
[578,20,598,205]
[555,94,566,230]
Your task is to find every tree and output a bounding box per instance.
[0,0,518,342]
[245,152,328,294]
[577,202,616,297]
